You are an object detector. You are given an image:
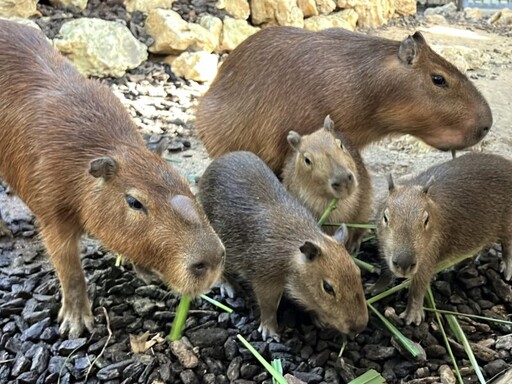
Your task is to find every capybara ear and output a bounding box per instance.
[333,224,349,245]
[287,131,302,151]
[323,115,335,132]
[387,173,395,191]
[398,34,418,65]
[300,240,321,262]
[89,157,117,180]
[412,31,426,46]
[171,195,202,226]
[153,137,170,157]
[423,176,435,194]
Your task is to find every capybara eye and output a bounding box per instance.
[423,211,429,228]
[125,195,146,212]
[322,280,335,296]
[383,209,389,225]
[303,155,313,166]
[335,138,343,150]
[431,74,447,87]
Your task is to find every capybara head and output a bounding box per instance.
[82,147,225,296]
[286,115,358,200]
[377,175,441,278]
[383,31,492,151]
[289,225,368,335]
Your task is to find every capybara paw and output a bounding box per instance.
[219,282,235,299]
[399,307,424,326]
[258,323,280,342]
[0,221,12,238]
[500,260,512,281]
[58,301,94,339]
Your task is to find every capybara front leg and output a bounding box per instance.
[501,236,512,281]
[401,261,435,326]
[254,283,283,341]
[40,224,93,338]
[0,211,12,238]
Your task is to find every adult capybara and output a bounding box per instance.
[196,27,493,173]
[0,20,225,338]
[282,115,372,254]
[198,151,368,340]
[377,153,512,325]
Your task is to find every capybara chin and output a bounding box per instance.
[196,27,493,173]
[0,20,225,338]
[377,153,512,326]
[198,151,368,341]
[282,115,372,254]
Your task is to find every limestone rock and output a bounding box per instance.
[0,0,38,18]
[426,14,447,24]
[0,16,41,30]
[124,0,175,13]
[54,18,148,78]
[315,0,335,15]
[431,44,490,73]
[251,0,304,27]
[489,8,512,25]
[464,7,482,21]
[353,0,394,28]
[304,9,358,31]
[298,0,318,17]
[145,9,218,54]
[336,0,359,7]
[200,15,223,46]
[49,0,88,10]
[424,2,457,18]
[394,0,416,16]
[170,51,218,83]
[217,0,250,19]
[221,16,259,51]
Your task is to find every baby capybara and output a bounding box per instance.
[198,151,368,340]
[377,153,512,325]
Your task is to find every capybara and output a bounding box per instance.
[197,151,368,340]
[196,27,493,173]
[0,20,225,338]
[282,115,372,254]
[377,153,512,325]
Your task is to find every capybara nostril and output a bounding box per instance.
[190,262,208,276]
[479,126,490,139]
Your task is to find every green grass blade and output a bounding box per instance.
[322,223,377,229]
[168,295,192,341]
[367,303,422,359]
[445,314,486,384]
[353,257,377,273]
[347,369,386,384]
[271,359,283,384]
[423,308,512,326]
[426,287,463,384]
[237,334,287,384]
[451,149,457,159]
[200,294,234,313]
[317,198,338,226]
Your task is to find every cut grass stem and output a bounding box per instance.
[423,307,512,326]
[200,294,233,313]
[318,198,338,226]
[168,295,192,341]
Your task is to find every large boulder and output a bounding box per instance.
[217,0,250,19]
[304,9,358,31]
[123,0,175,13]
[145,9,218,54]
[170,51,219,83]
[0,0,39,18]
[54,18,148,78]
[220,17,259,51]
[250,0,304,27]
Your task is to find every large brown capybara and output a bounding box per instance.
[377,153,512,325]
[0,20,225,338]
[196,27,493,173]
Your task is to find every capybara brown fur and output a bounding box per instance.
[0,20,225,338]
[282,115,372,254]
[196,27,493,173]
[197,151,368,340]
[377,153,512,325]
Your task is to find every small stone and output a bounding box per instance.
[171,340,199,369]
[40,327,59,343]
[304,9,357,32]
[497,334,512,350]
[297,0,318,17]
[31,346,50,374]
[484,359,509,378]
[124,0,175,13]
[308,349,330,367]
[489,8,512,25]
[425,345,446,358]
[227,356,242,381]
[49,0,88,10]
[424,2,457,17]
[11,354,31,376]
[15,370,39,383]
[362,345,395,360]
[439,364,456,384]
[251,0,303,27]
[187,327,228,347]
[74,356,91,371]
[464,7,482,20]
[292,371,322,383]
[58,338,87,355]
[96,360,133,381]
[180,369,199,384]
[21,318,51,341]
[0,0,39,18]
[426,14,448,24]
[240,363,259,379]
